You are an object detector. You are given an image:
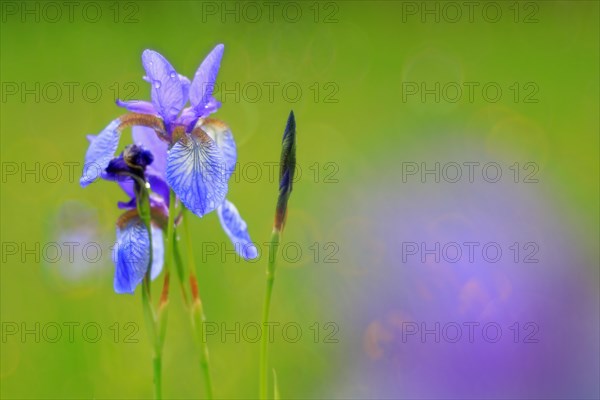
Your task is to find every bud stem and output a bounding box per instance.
[259,229,281,399]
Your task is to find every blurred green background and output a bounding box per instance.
[1,1,598,399]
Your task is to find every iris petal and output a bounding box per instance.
[113,215,163,294]
[148,174,170,207]
[80,118,121,187]
[142,50,185,125]
[203,97,221,116]
[117,197,136,210]
[180,74,191,101]
[116,175,169,211]
[166,129,228,217]
[132,126,168,180]
[178,107,198,128]
[217,199,258,260]
[189,44,224,117]
[149,224,164,280]
[116,99,157,115]
[118,178,134,198]
[201,118,237,180]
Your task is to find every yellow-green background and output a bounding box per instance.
[1,1,598,399]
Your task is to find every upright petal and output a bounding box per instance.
[189,44,224,117]
[179,74,191,102]
[112,213,151,294]
[203,97,221,116]
[132,126,168,179]
[177,107,198,128]
[80,118,121,187]
[113,212,164,294]
[116,99,157,115]
[200,118,237,180]
[166,128,228,217]
[142,50,186,125]
[217,200,258,260]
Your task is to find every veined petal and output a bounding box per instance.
[113,212,164,294]
[132,126,168,180]
[80,118,121,187]
[217,199,258,260]
[200,118,237,180]
[112,213,150,294]
[142,50,186,125]
[166,128,228,217]
[189,44,224,116]
[116,99,157,115]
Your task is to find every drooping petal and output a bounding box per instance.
[132,126,168,179]
[116,99,157,115]
[201,118,237,180]
[142,50,186,125]
[80,118,121,187]
[112,212,164,294]
[189,44,224,117]
[166,128,228,217]
[112,214,150,294]
[217,199,258,260]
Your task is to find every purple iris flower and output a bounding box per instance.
[84,129,169,294]
[80,44,228,218]
[80,45,258,293]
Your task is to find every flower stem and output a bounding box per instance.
[141,275,161,400]
[152,354,162,400]
[259,229,281,400]
[137,183,162,400]
[182,209,214,399]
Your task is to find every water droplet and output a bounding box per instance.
[169,72,177,79]
[153,80,162,89]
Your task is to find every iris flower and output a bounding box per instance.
[80,45,257,293]
[86,131,168,294]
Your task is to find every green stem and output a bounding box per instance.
[153,354,162,400]
[182,209,214,400]
[152,189,177,400]
[259,230,281,400]
[141,277,160,399]
[137,182,162,400]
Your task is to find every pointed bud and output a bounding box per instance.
[274,111,296,232]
